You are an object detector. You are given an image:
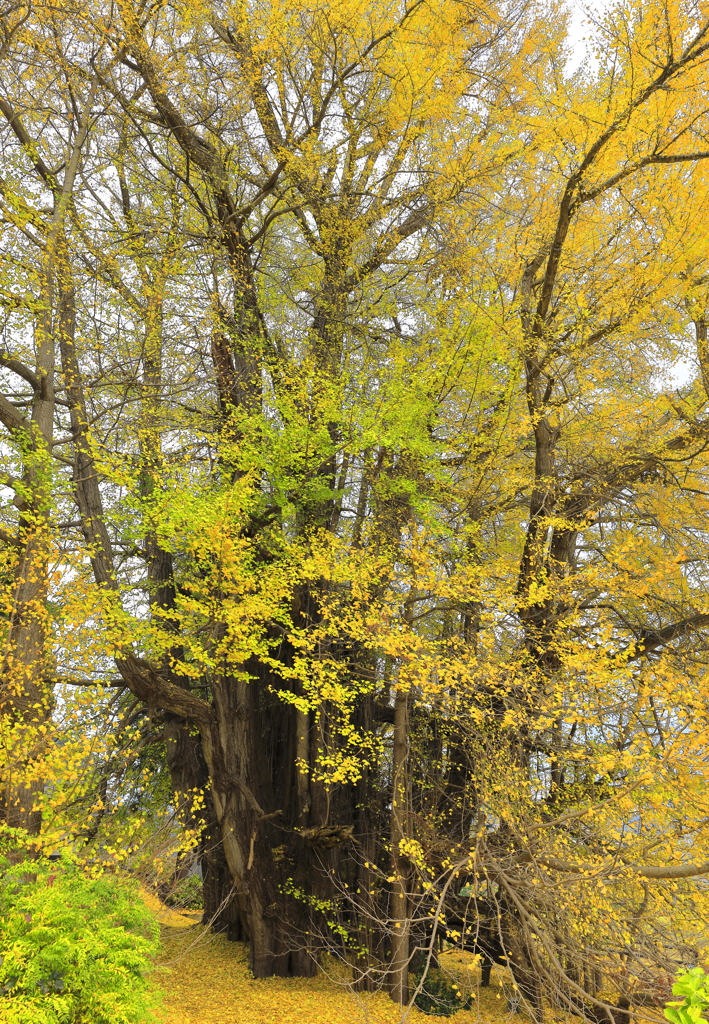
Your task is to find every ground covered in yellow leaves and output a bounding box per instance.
[153,917,524,1024]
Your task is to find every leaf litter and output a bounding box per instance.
[153,917,535,1024]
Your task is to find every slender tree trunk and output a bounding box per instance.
[1,233,67,834]
[390,686,411,1003]
[0,82,96,841]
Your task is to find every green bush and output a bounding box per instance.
[0,853,162,1024]
[664,967,709,1024]
[412,969,475,1016]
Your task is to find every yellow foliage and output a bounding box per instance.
[156,930,520,1024]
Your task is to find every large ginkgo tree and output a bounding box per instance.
[2,1,709,1017]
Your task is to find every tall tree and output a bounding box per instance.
[60,0,538,979]
[0,3,102,838]
[5,2,709,1015]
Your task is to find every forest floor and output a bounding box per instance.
[144,894,532,1024]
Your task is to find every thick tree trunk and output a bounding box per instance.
[164,714,247,939]
[201,661,323,977]
[201,825,245,940]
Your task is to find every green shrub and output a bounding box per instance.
[664,967,709,1024]
[0,854,162,1024]
[412,969,475,1016]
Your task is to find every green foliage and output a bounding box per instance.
[164,873,203,910]
[0,852,162,1024]
[664,967,709,1024]
[411,969,474,1017]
